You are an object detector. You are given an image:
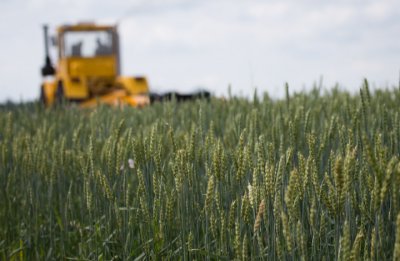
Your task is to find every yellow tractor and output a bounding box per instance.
[40,22,150,108]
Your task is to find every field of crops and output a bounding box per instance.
[1,83,400,260]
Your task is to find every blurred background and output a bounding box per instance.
[0,0,399,102]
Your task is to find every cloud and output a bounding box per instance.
[0,0,399,101]
[364,2,394,20]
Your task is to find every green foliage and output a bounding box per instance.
[1,86,400,259]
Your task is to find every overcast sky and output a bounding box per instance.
[0,0,399,102]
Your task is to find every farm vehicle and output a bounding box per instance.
[40,22,209,108]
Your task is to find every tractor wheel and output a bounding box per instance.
[55,82,65,105]
[39,85,47,106]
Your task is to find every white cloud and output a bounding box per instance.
[0,0,399,102]
[246,2,291,18]
[364,2,393,20]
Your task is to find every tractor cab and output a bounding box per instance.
[62,27,114,57]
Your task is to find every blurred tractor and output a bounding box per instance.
[40,22,150,108]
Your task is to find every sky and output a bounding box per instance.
[0,0,399,102]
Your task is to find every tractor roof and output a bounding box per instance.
[57,22,116,33]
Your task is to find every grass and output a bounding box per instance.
[1,82,400,260]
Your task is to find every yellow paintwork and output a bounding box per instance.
[58,57,117,99]
[41,23,150,108]
[58,23,114,33]
[79,89,150,108]
[116,76,149,95]
[42,80,57,105]
[67,57,116,77]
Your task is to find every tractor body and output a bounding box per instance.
[41,23,150,108]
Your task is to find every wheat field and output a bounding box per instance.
[1,82,400,260]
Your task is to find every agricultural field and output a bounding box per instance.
[1,82,400,260]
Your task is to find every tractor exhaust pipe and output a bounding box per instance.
[41,24,55,77]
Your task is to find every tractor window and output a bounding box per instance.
[64,30,113,57]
